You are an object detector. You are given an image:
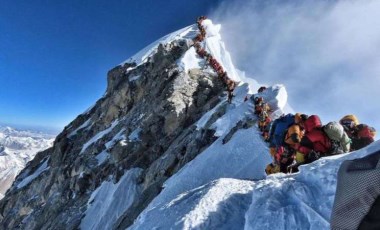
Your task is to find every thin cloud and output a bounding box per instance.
[211,0,380,130]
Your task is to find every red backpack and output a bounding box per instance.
[357,124,376,140]
[303,115,322,133]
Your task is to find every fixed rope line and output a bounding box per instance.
[192,16,237,104]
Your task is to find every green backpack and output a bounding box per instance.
[323,121,351,153]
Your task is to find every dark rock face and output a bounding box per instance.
[0,39,226,229]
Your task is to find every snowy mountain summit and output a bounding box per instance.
[0,126,54,200]
[0,19,377,230]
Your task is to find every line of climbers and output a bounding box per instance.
[251,88,377,175]
[193,16,237,104]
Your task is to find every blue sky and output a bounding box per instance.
[0,0,221,131]
[2,0,379,133]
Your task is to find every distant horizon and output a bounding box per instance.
[0,121,61,135]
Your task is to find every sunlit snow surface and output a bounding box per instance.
[127,21,373,230]
[120,25,196,66]
[0,126,54,198]
[81,168,143,230]
[80,20,375,229]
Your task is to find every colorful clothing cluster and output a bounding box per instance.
[251,88,376,175]
[193,16,237,103]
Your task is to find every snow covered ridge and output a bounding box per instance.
[1,17,367,230]
[125,19,371,229]
[130,135,380,229]
[120,25,196,67]
[0,125,55,199]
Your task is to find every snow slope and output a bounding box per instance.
[129,83,289,229]
[0,126,54,199]
[126,20,374,230]
[121,25,197,67]
[128,141,379,230]
[80,19,369,229]
[81,168,143,230]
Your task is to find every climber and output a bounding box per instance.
[294,113,309,128]
[274,145,296,173]
[339,115,376,151]
[244,95,248,102]
[258,86,267,93]
[196,48,207,58]
[339,114,360,138]
[215,65,224,74]
[258,110,271,132]
[254,96,263,105]
[225,79,236,104]
[263,121,273,142]
[208,57,216,67]
[296,115,331,165]
[284,123,304,150]
[197,16,207,24]
[217,68,225,76]
[227,91,234,104]
[265,163,280,175]
[200,27,206,37]
[254,97,264,114]
[193,34,204,43]
[323,121,351,154]
[268,113,296,149]
[218,71,228,82]
[351,124,376,150]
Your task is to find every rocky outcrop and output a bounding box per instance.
[0,38,227,229]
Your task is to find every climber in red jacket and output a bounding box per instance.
[297,115,331,163]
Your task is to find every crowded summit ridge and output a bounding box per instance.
[192,16,376,176]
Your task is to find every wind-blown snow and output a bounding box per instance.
[80,168,143,230]
[202,19,241,83]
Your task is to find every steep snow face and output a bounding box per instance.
[0,126,54,199]
[80,168,143,230]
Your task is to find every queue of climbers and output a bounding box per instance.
[251,88,377,175]
[193,16,237,104]
[193,17,376,175]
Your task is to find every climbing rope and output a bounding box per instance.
[193,16,237,103]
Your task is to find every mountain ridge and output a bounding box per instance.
[0,18,375,230]
[0,19,234,229]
